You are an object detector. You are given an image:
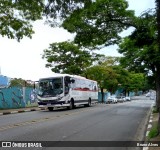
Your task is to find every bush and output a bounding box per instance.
[152,107,158,113]
[148,125,159,139]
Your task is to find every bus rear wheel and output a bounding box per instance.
[85,99,91,107]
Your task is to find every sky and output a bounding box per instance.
[0,0,155,81]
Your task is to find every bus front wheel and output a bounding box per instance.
[67,99,74,110]
[48,107,53,111]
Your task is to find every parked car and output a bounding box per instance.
[116,96,125,103]
[122,96,126,102]
[146,92,150,97]
[107,95,117,104]
[150,92,156,100]
[125,96,131,101]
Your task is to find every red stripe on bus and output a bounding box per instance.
[73,88,98,92]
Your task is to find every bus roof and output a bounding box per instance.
[39,73,97,82]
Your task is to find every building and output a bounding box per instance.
[0,75,10,88]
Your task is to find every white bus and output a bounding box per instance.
[37,74,98,111]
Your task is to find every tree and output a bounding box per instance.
[84,65,118,103]
[10,78,32,87]
[118,9,159,97]
[44,0,92,26]
[0,0,44,41]
[156,0,160,135]
[143,76,156,91]
[118,8,160,134]
[112,65,130,95]
[127,73,145,94]
[84,56,126,102]
[42,41,102,75]
[98,56,132,95]
[98,56,120,66]
[61,0,135,49]
[0,0,136,42]
[85,59,146,102]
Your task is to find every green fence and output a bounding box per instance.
[0,87,37,109]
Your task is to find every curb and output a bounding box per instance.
[0,108,45,116]
[142,103,155,150]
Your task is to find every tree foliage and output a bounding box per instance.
[118,9,160,112]
[0,0,136,43]
[0,0,44,41]
[85,65,118,93]
[155,0,160,134]
[85,57,130,93]
[127,73,145,92]
[118,9,157,74]
[61,0,135,49]
[42,41,103,75]
[85,56,146,101]
[44,0,92,26]
[10,78,32,87]
[98,56,120,66]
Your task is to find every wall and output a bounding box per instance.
[98,92,111,103]
[0,87,37,109]
[0,75,10,88]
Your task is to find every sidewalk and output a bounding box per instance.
[145,111,160,150]
[0,106,45,116]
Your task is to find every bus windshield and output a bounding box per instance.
[38,78,63,97]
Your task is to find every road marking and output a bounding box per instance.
[0,117,57,131]
[0,107,97,132]
[0,103,133,132]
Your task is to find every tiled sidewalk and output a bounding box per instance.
[144,112,160,150]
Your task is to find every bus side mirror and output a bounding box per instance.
[34,81,39,89]
[70,79,75,83]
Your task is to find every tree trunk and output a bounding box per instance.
[155,69,160,111]
[101,88,104,103]
[124,89,127,96]
[156,0,160,135]
[155,68,160,134]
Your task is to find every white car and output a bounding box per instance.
[125,96,131,101]
[122,96,126,102]
[146,92,151,97]
[107,96,117,104]
[116,96,125,103]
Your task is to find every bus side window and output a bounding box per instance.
[64,77,70,94]
[65,86,69,94]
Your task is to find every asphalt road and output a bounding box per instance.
[0,96,153,150]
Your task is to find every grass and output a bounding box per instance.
[152,107,159,113]
[148,112,159,140]
[148,124,159,139]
